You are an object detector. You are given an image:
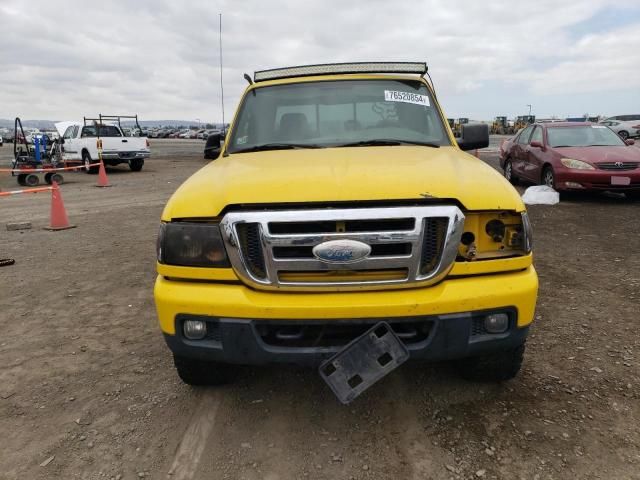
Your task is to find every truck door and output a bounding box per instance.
[61,126,80,161]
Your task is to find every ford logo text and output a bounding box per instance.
[312,240,371,264]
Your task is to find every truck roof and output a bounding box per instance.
[253,62,427,83]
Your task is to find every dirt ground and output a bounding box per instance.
[0,138,638,480]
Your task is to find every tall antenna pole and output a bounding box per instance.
[219,13,226,135]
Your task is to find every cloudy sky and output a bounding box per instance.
[1,0,639,122]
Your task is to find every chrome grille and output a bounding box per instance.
[221,206,465,291]
[597,162,639,171]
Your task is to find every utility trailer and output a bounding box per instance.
[12,117,65,186]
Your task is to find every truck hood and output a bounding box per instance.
[162,146,525,220]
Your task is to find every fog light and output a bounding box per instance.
[565,182,584,189]
[484,313,509,333]
[184,320,207,340]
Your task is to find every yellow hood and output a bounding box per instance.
[161,146,524,220]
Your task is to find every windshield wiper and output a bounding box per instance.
[231,143,323,154]
[336,139,440,148]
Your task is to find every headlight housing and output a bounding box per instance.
[157,222,230,267]
[458,211,532,260]
[560,158,595,170]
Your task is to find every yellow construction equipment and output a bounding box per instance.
[513,115,535,132]
[452,117,469,137]
[491,116,509,134]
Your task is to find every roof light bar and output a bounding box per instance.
[254,62,427,82]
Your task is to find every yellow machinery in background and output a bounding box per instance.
[452,117,469,137]
[513,115,535,132]
[491,116,510,134]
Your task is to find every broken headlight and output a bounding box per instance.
[458,211,532,260]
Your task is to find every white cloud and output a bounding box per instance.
[0,0,637,120]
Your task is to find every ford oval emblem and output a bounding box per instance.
[312,239,371,264]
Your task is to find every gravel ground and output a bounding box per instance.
[0,138,638,480]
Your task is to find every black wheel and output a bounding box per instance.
[618,130,629,140]
[129,158,144,172]
[44,172,53,184]
[83,151,98,174]
[51,173,64,185]
[504,159,519,185]
[25,174,40,186]
[542,166,555,188]
[173,355,237,386]
[457,343,525,382]
[17,174,27,186]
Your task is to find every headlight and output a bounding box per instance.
[560,158,595,170]
[157,222,230,267]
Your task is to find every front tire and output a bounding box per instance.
[504,159,519,185]
[457,343,525,382]
[83,151,99,174]
[129,158,144,172]
[618,130,629,140]
[173,355,237,386]
[542,166,555,189]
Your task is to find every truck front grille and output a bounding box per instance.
[236,223,266,279]
[221,206,464,291]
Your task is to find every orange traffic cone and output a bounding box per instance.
[96,159,111,188]
[45,182,76,231]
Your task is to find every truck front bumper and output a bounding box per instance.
[155,266,537,366]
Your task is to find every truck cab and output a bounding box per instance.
[154,62,538,388]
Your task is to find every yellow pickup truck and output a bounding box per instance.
[155,62,538,389]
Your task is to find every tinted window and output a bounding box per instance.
[81,126,97,137]
[96,125,122,137]
[529,126,543,144]
[517,126,533,144]
[547,126,626,147]
[228,79,449,152]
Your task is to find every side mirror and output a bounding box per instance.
[530,140,543,148]
[625,139,635,146]
[204,134,222,159]
[456,123,489,151]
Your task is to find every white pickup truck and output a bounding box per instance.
[55,119,150,173]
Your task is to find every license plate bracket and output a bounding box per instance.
[319,322,409,404]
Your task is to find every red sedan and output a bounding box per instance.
[499,122,640,198]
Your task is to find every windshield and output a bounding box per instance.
[227,79,450,153]
[547,126,625,147]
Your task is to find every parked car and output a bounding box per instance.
[155,62,537,392]
[605,114,640,122]
[56,120,150,172]
[0,134,3,147]
[500,122,640,197]
[599,120,640,140]
[178,130,193,139]
[202,129,221,140]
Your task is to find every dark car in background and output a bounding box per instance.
[500,122,640,198]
